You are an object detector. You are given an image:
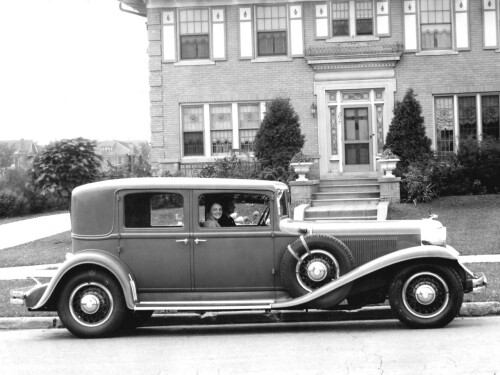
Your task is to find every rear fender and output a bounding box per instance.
[273,245,462,309]
[30,250,138,310]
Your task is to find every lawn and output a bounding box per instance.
[0,195,498,317]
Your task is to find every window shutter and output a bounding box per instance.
[239,7,253,59]
[162,11,176,61]
[315,3,329,38]
[212,9,226,60]
[454,0,469,50]
[403,1,418,51]
[290,4,304,56]
[376,1,390,36]
[483,0,498,48]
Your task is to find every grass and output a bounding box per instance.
[1,195,499,317]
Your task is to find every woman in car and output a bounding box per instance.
[203,202,223,228]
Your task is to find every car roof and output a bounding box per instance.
[73,177,289,196]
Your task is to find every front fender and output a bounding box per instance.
[30,250,138,310]
[272,245,461,309]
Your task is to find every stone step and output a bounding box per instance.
[318,184,380,193]
[310,198,380,207]
[315,190,380,199]
[303,216,378,221]
[319,178,379,186]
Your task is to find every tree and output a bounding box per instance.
[31,138,102,205]
[384,88,433,172]
[0,143,15,168]
[254,98,305,170]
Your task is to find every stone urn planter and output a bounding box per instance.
[290,162,314,181]
[377,158,400,178]
[377,149,400,178]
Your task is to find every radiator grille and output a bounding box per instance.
[340,237,397,267]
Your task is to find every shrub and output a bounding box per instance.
[0,190,29,217]
[254,98,305,169]
[195,155,258,179]
[458,137,500,194]
[256,166,292,183]
[384,89,433,174]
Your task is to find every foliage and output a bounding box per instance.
[31,138,102,204]
[379,148,399,160]
[457,137,500,194]
[401,163,437,204]
[195,154,258,179]
[0,190,29,217]
[384,89,432,174]
[101,154,152,180]
[254,98,305,169]
[0,143,15,168]
[290,151,312,164]
[256,166,292,183]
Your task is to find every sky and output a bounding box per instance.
[0,0,150,145]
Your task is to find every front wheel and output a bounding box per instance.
[57,269,127,338]
[388,264,463,329]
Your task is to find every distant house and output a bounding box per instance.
[0,139,39,169]
[96,140,150,167]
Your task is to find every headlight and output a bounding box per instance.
[421,217,447,247]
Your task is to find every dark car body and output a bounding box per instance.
[11,178,486,337]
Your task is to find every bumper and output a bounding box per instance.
[470,273,487,293]
[10,283,48,309]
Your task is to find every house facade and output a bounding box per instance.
[96,140,150,167]
[119,0,500,178]
[0,139,39,169]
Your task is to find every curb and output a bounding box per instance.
[1,302,499,331]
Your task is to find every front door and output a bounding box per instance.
[343,107,372,172]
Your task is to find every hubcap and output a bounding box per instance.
[307,260,328,282]
[80,294,101,314]
[415,284,436,305]
[402,272,449,319]
[296,250,340,292]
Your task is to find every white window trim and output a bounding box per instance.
[181,102,265,161]
[320,0,381,42]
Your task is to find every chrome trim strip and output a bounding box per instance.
[272,246,460,309]
[129,274,138,302]
[287,245,300,261]
[300,235,311,254]
[134,304,273,311]
[138,299,275,306]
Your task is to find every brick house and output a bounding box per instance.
[118,0,500,215]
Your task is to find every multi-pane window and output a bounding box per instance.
[183,106,204,156]
[355,0,373,35]
[210,105,233,155]
[238,104,260,152]
[420,0,452,50]
[458,96,477,139]
[179,9,210,59]
[332,1,349,36]
[330,0,374,37]
[256,5,287,56]
[482,95,500,139]
[435,97,454,155]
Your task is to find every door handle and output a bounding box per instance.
[176,239,188,245]
[195,239,207,245]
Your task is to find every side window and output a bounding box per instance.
[124,193,184,228]
[199,193,271,228]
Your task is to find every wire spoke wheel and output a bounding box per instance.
[69,283,114,327]
[402,272,449,319]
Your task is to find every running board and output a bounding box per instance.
[134,299,275,311]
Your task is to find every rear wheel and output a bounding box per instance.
[57,269,127,338]
[388,264,463,329]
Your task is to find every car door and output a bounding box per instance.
[118,190,192,293]
[192,190,275,293]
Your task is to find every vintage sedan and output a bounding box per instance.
[11,178,486,338]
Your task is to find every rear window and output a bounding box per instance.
[124,193,184,228]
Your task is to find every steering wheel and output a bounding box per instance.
[257,206,270,226]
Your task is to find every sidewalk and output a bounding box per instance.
[0,213,70,250]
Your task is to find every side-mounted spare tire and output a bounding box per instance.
[280,234,355,309]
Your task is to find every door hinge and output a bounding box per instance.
[117,246,122,254]
[271,268,275,275]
